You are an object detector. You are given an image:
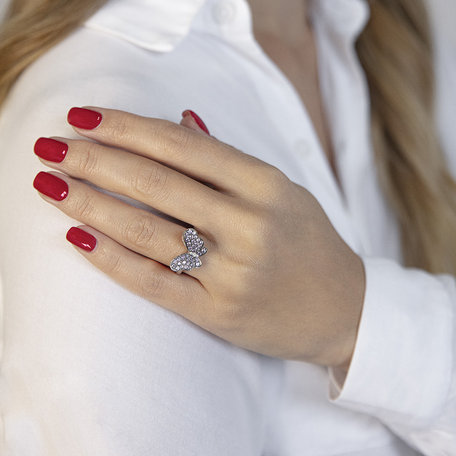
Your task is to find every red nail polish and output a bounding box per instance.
[33,172,68,201]
[34,137,68,163]
[182,110,210,135]
[67,107,102,130]
[66,227,97,251]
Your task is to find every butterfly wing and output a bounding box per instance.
[170,252,201,273]
[183,228,207,257]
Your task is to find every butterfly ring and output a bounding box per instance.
[170,227,208,274]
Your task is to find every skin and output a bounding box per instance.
[247,0,342,192]
[34,106,365,370]
[33,1,367,374]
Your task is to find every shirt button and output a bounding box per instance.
[294,139,312,158]
[212,1,237,25]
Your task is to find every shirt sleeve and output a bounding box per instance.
[326,255,456,455]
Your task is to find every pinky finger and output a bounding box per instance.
[65,225,210,324]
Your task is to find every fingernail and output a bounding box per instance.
[34,137,68,163]
[182,110,210,135]
[66,227,97,252]
[67,107,102,130]
[33,172,68,201]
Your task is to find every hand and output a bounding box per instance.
[32,106,366,368]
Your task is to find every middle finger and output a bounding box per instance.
[34,137,229,231]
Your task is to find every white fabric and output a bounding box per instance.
[0,0,454,454]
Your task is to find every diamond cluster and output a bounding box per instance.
[184,228,208,256]
[170,228,207,273]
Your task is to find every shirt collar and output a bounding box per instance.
[84,0,206,52]
[84,0,369,53]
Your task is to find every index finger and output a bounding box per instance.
[67,106,265,195]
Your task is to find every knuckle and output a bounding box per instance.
[73,192,96,220]
[136,268,164,299]
[210,299,251,335]
[239,205,273,248]
[160,121,192,157]
[262,165,288,191]
[221,204,275,273]
[104,252,124,276]
[217,301,243,323]
[77,142,99,176]
[122,214,157,248]
[131,164,169,199]
[249,164,289,201]
[102,112,132,144]
[251,210,272,238]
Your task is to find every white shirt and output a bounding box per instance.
[0,0,455,455]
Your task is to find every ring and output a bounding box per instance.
[170,228,208,274]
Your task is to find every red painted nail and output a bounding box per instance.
[182,110,210,135]
[33,172,68,201]
[67,107,102,130]
[34,137,68,163]
[66,227,97,252]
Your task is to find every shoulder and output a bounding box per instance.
[0,20,188,143]
[3,26,166,119]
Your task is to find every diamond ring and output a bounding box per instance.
[170,228,208,274]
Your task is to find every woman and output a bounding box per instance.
[0,0,454,454]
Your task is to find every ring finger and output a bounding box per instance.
[32,170,216,279]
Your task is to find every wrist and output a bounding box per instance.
[327,252,366,369]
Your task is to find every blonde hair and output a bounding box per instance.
[0,0,108,105]
[357,0,456,274]
[1,0,455,275]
